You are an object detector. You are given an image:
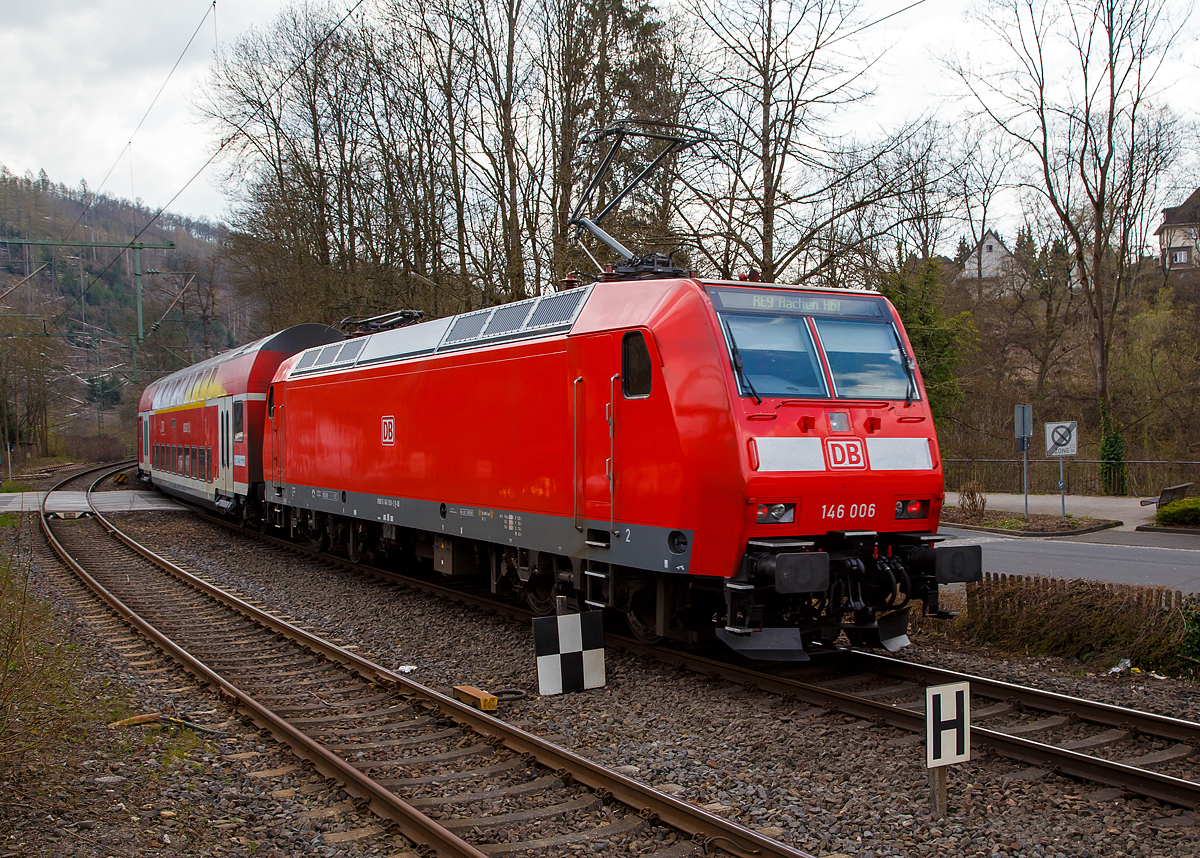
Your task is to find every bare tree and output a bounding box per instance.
[679,0,922,283]
[949,120,1017,283]
[952,0,1186,413]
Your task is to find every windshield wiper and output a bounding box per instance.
[724,321,762,405]
[892,327,918,406]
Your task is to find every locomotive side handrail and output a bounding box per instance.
[610,372,619,535]
[573,376,583,532]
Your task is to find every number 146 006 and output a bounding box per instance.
[822,503,875,519]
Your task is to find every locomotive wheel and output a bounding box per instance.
[625,590,663,644]
[524,575,557,615]
[307,514,329,552]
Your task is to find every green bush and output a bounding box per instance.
[1157,497,1200,527]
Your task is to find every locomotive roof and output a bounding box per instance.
[283,279,892,381]
[286,285,595,379]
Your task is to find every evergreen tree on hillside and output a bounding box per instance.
[879,255,974,421]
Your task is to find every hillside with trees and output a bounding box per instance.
[0,166,229,462]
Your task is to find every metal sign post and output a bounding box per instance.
[1045,421,1078,520]
[926,681,971,818]
[1015,405,1033,519]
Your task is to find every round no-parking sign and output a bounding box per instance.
[1045,421,1077,457]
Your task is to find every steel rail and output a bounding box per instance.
[848,651,1200,745]
[41,466,490,858]
[89,479,815,858]
[613,639,1200,810]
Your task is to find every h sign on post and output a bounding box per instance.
[926,681,970,818]
[926,681,971,768]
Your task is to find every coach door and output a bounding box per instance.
[573,333,617,539]
[217,398,234,497]
[268,385,284,489]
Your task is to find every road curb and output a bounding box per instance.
[943,520,1124,538]
[1134,525,1200,537]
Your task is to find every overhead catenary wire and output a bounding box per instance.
[65,2,219,244]
[51,0,372,334]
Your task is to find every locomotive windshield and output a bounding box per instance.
[709,287,917,402]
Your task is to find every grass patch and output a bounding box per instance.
[926,574,1199,676]
[1,554,84,768]
[0,481,33,493]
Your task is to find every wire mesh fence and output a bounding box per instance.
[944,459,1200,498]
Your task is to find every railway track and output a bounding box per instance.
[185,507,1200,812]
[40,464,814,858]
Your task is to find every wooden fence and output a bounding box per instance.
[966,572,1188,617]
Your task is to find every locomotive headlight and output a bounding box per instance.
[757,503,795,523]
[894,499,930,520]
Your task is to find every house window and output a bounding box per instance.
[1171,249,1190,265]
[986,244,994,252]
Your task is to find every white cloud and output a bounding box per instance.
[0,0,287,222]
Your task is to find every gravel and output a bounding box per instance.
[10,508,1200,857]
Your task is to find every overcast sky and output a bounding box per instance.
[0,0,1195,231]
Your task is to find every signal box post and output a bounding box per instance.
[926,681,971,818]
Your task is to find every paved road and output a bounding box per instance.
[942,492,1200,593]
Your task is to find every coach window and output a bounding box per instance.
[621,331,652,398]
[233,400,244,443]
[192,446,198,478]
[207,447,212,482]
[267,386,274,419]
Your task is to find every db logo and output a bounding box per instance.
[825,438,866,469]
[381,416,395,446]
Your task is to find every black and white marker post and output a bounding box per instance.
[926,681,971,818]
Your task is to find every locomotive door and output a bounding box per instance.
[574,333,617,534]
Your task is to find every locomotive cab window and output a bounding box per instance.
[721,314,828,399]
[267,386,274,418]
[233,400,244,443]
[813,319,914,400]
[621,332,652,398]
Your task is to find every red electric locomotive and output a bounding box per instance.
[242,276,978,660]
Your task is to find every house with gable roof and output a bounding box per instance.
[1155,187,1200,275]
[958,229,1017,281]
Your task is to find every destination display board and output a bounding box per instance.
[708,287,886,318]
